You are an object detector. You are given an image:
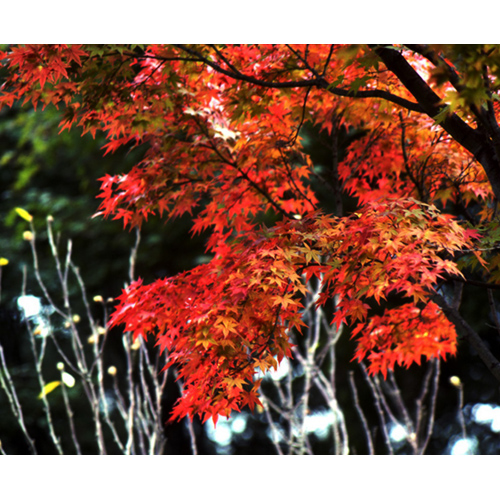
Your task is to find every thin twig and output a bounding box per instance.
[360,363,394,454]
[0,344,37,454]
[349,371,374,454]
[419,359,441,454]
[59,373,82,454]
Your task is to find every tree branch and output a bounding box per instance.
[447,275,500,291]
[174,44,424,113]
[431,292,500,384]
[174,44,324,89]
[371,44,500,201]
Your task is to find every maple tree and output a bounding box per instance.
[2,44,500,426]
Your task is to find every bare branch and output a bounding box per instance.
[432,292,500,383]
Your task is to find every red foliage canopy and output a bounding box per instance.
[2,44,498,423]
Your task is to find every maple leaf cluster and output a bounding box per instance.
[0,44,495,422]
[352,302,457,378]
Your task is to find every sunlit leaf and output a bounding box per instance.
[62,372,75,388]
[38,381,61,399]
[15,207,33,222]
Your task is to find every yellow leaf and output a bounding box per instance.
[38,381,61,399]
[15,207,33,222]
[0,258,8,266]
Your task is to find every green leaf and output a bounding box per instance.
[433,105,452,124]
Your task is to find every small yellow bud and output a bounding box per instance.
[131,338,141,350]
[64,321,71,329]
[97,326,107,335]
[87,334,98,344]
[93,295,103,303]
[107,366,117,376]
[0,257,8,266]
[46,215,54,222]
[57,362,65,371]
[72,314,80,323]
[449,376,461,387]
[23,231,34,241]
[33,325,43,336]
[106,298,114,304]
